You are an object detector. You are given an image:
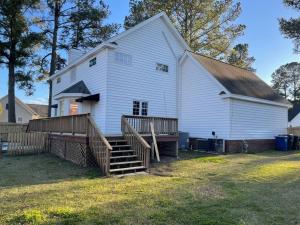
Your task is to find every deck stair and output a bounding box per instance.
[107,136,146,175]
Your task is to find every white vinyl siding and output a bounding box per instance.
[51,50,108,132]
[180,56,230,139]
[105,17,185,134]
[229,99,288,140]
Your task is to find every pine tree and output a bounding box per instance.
[36,0,119,116]
[124,0,245,58]
[279,0,300,53]
[226,44,255,71]
[0,0,42,122]
[271,62,300,101]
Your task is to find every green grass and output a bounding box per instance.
[1,151,300,225]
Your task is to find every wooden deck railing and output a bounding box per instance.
[87,116,112,175]
[27,114,89,134]
[122,115,178,135]
[121,116,151,170]
[27,114,112,175]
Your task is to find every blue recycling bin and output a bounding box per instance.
[275,135,288,151]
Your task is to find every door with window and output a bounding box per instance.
[133,100,148,116]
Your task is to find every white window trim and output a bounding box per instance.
[155,63,169,73]
[132,100,148,116]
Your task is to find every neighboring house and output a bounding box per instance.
[288,104,300,127]
[0,95,48,123]
[49,12,291,152]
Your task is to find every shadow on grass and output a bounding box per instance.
[0,153,101,188]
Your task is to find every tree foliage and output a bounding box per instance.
[271,62,300,101]
[279,0,300,53]
[36,0,120,116]
[124,0,245,58]
[0,0,43,122]
[226,43,255,71]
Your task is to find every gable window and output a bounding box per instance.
[57,77,61,84]
[89,57,96,67]
[132,101,148,116]
[156,63,168,73]
[115,52,132,65]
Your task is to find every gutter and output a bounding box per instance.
[221,93,292,108]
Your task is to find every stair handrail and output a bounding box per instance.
[121,116,151,170]
[87,116,112,150]
[87,116,112,175]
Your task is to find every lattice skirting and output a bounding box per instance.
[49,134,97,167]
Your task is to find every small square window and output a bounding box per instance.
[156,63,168,73]
[17,117,22,122]
[89,57,96,67]
[115,52,132,65]
[57,77,61,84]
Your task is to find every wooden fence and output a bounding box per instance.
[0,123,27,141]
[288,126,300,136]
[7,132,48,156]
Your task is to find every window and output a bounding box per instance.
[133,101,140,115]
[132,101,148,116]
[59,99,64,116]
[17,117,22,123]
[69,99,78,115]
[56,77,61,84]
[141,102,148,116]
[89,57,96,67]
[115,52,132,65]
[156,63,168,73]
[54,108,58,117]
[70,68,76,83]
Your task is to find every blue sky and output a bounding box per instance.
[0,0,299,104]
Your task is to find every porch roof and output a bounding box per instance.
[56,81,91,96]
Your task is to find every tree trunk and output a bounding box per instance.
[47,0,60,117]
[8,60,16,123]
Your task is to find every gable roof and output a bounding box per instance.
[0,95,38,116]
[189,52,290,105]
[288,103,300,121]
[56,81,91,95]
[50,12,190,80]
[26,104,48,117]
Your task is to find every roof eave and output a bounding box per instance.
[222,93,292,108]
[49,43,116,80]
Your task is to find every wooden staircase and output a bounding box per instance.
[107,136,146,175]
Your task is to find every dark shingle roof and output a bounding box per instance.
[27,104,48,117]
[57,81,91,95]
[288,104,300,121]
[190,52,290,105]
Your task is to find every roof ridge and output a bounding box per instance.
[188,50,255,73]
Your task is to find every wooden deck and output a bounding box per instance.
[15,114,179,175]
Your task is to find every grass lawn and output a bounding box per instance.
[1,151,300,225]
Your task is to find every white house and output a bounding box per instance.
[288,104,300,127]
[49,12,291,152]
[0,95,48,123]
